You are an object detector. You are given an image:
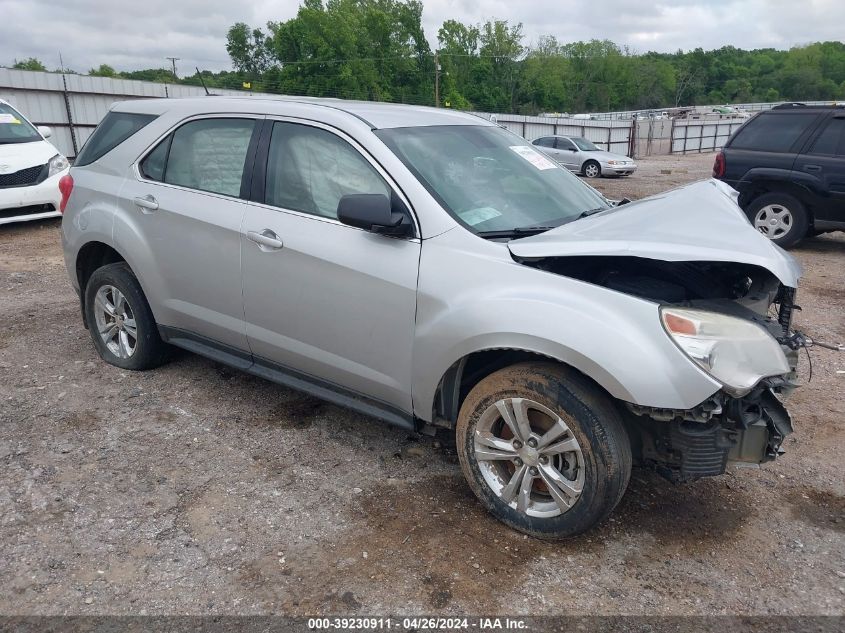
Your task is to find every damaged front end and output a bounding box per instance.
[522,255,802,482]
[505,180,823,482]
[627,387,793,483]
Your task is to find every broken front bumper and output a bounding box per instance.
[628,386,794,483]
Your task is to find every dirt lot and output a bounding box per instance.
[1,153,843,617]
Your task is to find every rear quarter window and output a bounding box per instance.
[729,113,821,153]
[75,111,156,166]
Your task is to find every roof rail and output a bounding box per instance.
[772,102,807,109]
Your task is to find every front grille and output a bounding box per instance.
[0,163,47,188]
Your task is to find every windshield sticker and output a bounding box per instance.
[509,145,557,170]
[459,206,502,226]
[0,114,22,124]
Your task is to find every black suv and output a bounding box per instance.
[714,103,845,247]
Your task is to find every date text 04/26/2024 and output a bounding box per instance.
[307,617,527,630]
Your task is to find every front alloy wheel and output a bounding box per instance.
[456,362,632,539]
[583,161,601,178]
[474,398,585,517]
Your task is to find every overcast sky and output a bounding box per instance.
[2,0,843,74]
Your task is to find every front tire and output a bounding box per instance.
[582,160,601,178]
[746,192,808,248]
[456,362,631,539]
[84,263,169,370]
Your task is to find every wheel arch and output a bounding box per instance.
[428,345,634,428]
[75,241,127,328]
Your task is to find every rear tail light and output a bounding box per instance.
[713,151,726,178]
[58,174,74,213]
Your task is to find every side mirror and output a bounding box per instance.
[37,126,52,139]
[337,193,411,237]
[567,147,577,152]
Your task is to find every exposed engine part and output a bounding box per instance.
[523,256,782,309]
[803,336,844,352]
[628,397,722,423]
[667,420,735,480]
[775,286,799,334]
[628,388,793,483]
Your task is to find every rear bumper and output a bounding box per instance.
[0,169,66,225]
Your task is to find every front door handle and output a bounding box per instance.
[804,164,822,172]
[134,195,159,211]
[247,229,284,251]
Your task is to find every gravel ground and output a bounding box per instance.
[1,153,843,617]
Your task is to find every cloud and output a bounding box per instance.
[1,0,843,74]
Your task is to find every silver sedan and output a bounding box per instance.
[532,135,637,177]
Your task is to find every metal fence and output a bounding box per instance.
[473,112,634,155]
[670,119,747,154]
[0,68,267,158]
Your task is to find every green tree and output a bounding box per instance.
[12,57,46,71]
[226,22,272,75]
[89,64,117,77]
[219,2,845,114]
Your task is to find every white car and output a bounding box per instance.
[0,98,69,225]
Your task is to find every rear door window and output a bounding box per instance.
[534,137,554,148]
[808,117,845,156]
[162,118,256,197]
[139,135,171,181]
[75,112,156,166]
[729,113,821,153]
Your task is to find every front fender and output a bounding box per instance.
[412,230,721,422]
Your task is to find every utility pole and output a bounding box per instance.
[166,57,180,81]
[434,52,441,108]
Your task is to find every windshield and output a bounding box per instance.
[0,103,41,144]
[376,125,609,234]
[571,137,599,151]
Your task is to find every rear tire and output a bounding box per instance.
[84,263,169,370]
[582,160,601,178]
[455,362,631,539]
[746,192,808,248]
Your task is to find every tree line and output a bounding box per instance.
[9,0,845,115]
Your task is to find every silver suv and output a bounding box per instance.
[61,97,802,538]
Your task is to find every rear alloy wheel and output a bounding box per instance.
[583,160,601,178]
[456,362,631,539]
[84,263,169,370]
[746,192,808,248]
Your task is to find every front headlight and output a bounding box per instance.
[607,160,620,165]
[660,307,790,396]
[48,154,69,177]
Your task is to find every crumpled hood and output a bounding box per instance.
[508,179,802,287]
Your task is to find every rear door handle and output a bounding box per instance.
[134,195,159,211]
[803,164,822,172]
[247,229,284,251]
